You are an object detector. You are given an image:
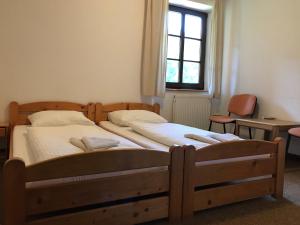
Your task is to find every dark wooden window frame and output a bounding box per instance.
[166,5,208,90]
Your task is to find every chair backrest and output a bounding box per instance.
[228,94,257,116]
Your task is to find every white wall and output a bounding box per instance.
[0,0,145,121]
[222,0,300,154]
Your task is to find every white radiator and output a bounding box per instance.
[172,96,211,129]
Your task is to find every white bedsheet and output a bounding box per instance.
[99,121,169,152]
[13,125,142,165]
[128,122,218,149]
[13,125,33,165]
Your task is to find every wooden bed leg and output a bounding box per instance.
[169,146,184,224]
[182,145,196,224]
[273,137,285,200]
[3,159,26,225]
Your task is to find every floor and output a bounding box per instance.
[0,156,300,225]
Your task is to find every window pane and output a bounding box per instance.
[183,62,200,84]
[184,39,201,61]
[168,11,182,35]
[166,60,180,83]
[167,36,181,59]
[185,15,202,39]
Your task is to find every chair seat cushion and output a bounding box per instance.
[288,127,300,137]
[209,115,235,124]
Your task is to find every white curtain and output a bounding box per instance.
[141,0,169,97]
[206,0,224,98]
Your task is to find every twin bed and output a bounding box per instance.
[3,101,285,225]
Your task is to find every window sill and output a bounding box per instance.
[166,88,208,93]
[166,89,212,99]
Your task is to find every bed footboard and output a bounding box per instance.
[3,148,184,225]
[182,138,285,219]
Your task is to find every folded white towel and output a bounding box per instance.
[185,133,242,144]
[82,137,120,151]
[70,137,88,151]
[184,134,220,144]
[210,133,243,142]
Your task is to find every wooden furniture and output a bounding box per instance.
[209,94,257,138]
[4,148,183,225]
[4,101,286,225]
[236,118,300,141]
[4,101,183,225]
[8,101,95,159]
[96,102,285,218]
[0,122,9,158]
[182,138,285,220]
[286,127,300,154]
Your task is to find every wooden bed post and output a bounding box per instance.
[9,102,19,127]
[182,145,196,222]
[169,146,184,224]
[87,103,96,122]
[273,137,285,199]
[95,103,103,123]
[153,103,160,114]
[3,159,26,225]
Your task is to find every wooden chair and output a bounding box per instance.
[209,94,257,138]
[286,127,300,155]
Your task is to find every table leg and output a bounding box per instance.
[271,127,280,141]
[235,123,240,136]
[264,130,271,140]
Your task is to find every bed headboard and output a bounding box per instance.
[9,101,95,126]
[95,103,160,123]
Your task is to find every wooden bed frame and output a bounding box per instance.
[4,101,184,225]
[95,102,286,219]
[4,101,286,225]
[182,138,285,220]
[8,101,95,159]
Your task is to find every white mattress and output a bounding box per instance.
[13,125,142,165]
[99,121,169,152]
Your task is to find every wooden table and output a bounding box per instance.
[236,118,300,141]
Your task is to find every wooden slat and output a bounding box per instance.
[194,157,276,186]
[28,197,169,225]
[273,137,285,199]
[26,149,170,182]
[182,146,196,221]
[9,101,95,126]
[3,159,26,225]
[168,146,184,223]
[19,102,89,112]
[102,103,128,112]
[17,114,31,125]
[128,103,160,114]
[195,140,277,162]
[9,101,19,126]
[95,103,127,122]
[194,178,275,211]
[27,170,169,215]
[95,102,161,123]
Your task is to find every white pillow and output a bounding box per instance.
[108,110,167,127]
[28,110,95,127]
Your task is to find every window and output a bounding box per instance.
[166,5,208,90]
